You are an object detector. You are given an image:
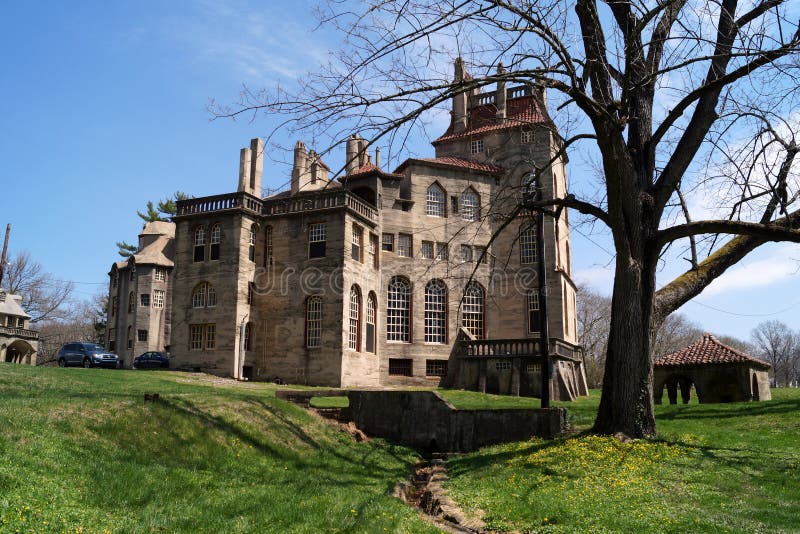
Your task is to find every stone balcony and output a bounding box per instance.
[0,325,40,341]
[175,189,377,224]
[461,336,583,362]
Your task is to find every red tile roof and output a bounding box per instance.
[434,93,550,144]
[655,333,770,369]
[339,163,403,181]
[394,156,505,175]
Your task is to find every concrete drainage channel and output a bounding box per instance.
[393,455,486,533]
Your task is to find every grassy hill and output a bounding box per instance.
[0,365,437,533]
[2,364,798,533]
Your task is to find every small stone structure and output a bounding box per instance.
[654,333,771,404]
[277,389,566,452]
[0,290,38,365]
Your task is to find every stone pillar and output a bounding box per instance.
[679,379,691,404]
[249,138,263,194]
[345,134,359,175]
[478,359,487,393]
[453,58,468,134]
[511,357,520,396]
[238,147,252,192]
[495,63,506,120]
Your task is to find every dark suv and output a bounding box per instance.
[56,343,119,369]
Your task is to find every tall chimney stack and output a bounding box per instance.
[345,134,359,175]
[495,63,507,120]
[453,58,468,134]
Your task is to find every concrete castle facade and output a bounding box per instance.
[107,61,588,400]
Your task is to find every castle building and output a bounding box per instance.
[0,289,38,364]
[106,60,588,400]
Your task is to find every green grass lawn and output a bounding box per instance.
[0,364,438,533]
[3,365,799,533]
[445,388,800,533]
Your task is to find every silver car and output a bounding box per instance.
[56,342,119,369]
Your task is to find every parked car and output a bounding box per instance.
[56,343,119,369]
[133,351,170,370]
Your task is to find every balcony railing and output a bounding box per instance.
[263,190,377,222]
[176,192,262,217]
[462,337,582,361]
[0,326,40,341]
[176,190,377,223]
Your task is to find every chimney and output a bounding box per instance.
[495,63,507,120]
[345,134,359,175]
[249,138,264,195]
[358,137,369,167]
[453,57,468,134]
[238,146,252,192]
[375,147,381,169]
[291,140,308,194]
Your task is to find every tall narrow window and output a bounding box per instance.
[153,290,165,309]
[140,294,150,307]
[424,280,447,344]
[128,291,135,313]
[520,224,537,264]
[397,234,412,257]
[244,322,253,351]
[426,183,446,217]
[264,226,273,268]
[190,325,203,350]
[248,224,257,262]
[369,233,379,268]
[194,227,206,262]
[127,326,133,348]
[421,241,434,259]
[111,296,118,317]
[154,268,166,282]
[460,189,480,221]
[365,292,376,353]
[306,297,323,348]
[205,324,216,349]
[352,225,363,262]
[528,290,541,333]
[462,282,485,339]
[308,223,326,259]
[207,285,217,307]
[210,224,221,260]
[387,277,411,342]
[129,264,135,281]
[349,285,361,351]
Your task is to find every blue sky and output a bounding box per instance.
[2,0,799,339]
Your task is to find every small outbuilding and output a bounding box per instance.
[654,333,771,404]
[0,289,39,365]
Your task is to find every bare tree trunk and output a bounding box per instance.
[594,250,658,437]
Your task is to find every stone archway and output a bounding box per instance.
[5,339,35,365]
[664,374,694,405]
[752,374,760,401]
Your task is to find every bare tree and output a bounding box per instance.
[36,291,107,364]
[650,314,703,361]
[3,251,74,323]
[217,1,800,436]
[576,285,611,388]
[751,320,799,387]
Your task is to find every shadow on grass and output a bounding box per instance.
[656,399,800,421]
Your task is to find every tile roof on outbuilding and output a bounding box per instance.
[655,333,771,370]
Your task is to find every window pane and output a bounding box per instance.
[424,280,447,343]
[460,190,480,221]
[421,241,434,259]
[462,283,484,338]
[306,297,323,348]
[426,184,445,217]
[389,358,413,376]
[386,277,410,342]
[309,223,327,259]
[520,224,537,264]
[349,286,361,350]
[426,360,448,377]
[528,291,541,333]
[381,233,394,252]
[397,234,412,257]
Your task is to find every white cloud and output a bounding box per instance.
[702,244,800,296]
[573,266,614,294]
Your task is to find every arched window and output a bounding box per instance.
[387,277,411,342]
[306,296,323,348]
[365,292,377,353]
[460,189,480,221]
[194,226,206,262]
[128,291,135,313]
[210,224,221,260]
[192,282,216,308]
[520,224,537,264]
[192,284,206,308]
[248,224,257,262]
[426,183,446,217]
[424,280,448,343]
[349,285,361,351]
[244,322,253,351]
[462,282,485,339]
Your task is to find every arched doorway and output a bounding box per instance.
[4,340,35,365]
